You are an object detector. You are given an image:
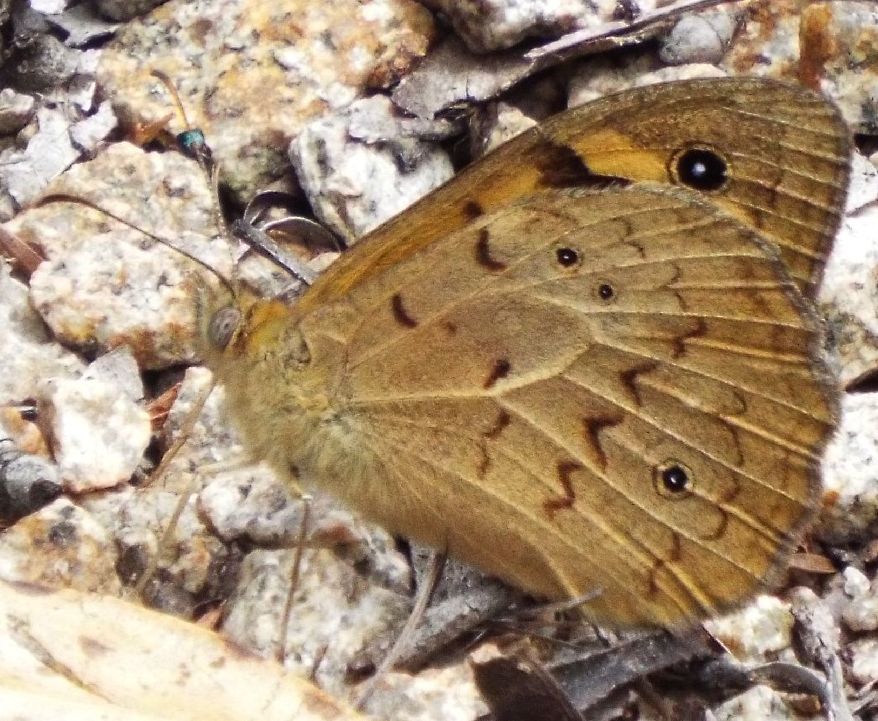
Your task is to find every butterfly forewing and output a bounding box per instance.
[549,77,851,296]
[295,77,849,318]
[305,185,835,628]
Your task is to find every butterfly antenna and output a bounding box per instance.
[153,70,332,290]
[150,69,215,175]
[33,194,236,299]
[150,69,234,263]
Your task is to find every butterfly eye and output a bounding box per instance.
[654,461,693,499]
[555,247,580,267]
[208,307,241,350]
[672,147,729,192]
[17,399,38,421]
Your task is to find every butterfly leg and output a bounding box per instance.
[276,492,312,661]
[134,379,216,598]
[355,549,447,710]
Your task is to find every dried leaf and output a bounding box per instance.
[789,552,837,575]
[0,580,367,721]
[472,648,580,721]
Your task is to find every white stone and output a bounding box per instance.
[842,567,878,632]
[847,150,878,213]
[0,498,121,593]
[7,142,232,370]
[843,593,878,632]
[364,662,486,721]
[705,595,792,664]
[0,261,85,406]
[39,373,150,492]
[221,548,410,695]
[69,100,118,152]
[198,465,306,545]
[2,107,80,206]
[714,684,798,721]
[843,566,870,597]
[291,95,453,242]
[819,393,878,543]
[423,0,594,52]
[659,11,737,65]
[85,347,144,403]
[848,637,878,685]
[819,158,878,387]
[29,0,72,13]
[0,89,36,135]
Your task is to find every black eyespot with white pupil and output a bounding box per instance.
[556,247,579,267]
[208,307,241,350]
[662,465,688,491]
[674,147,728,192]
[653,458,695,501]
[598,283,614,300]
[654,460,693,499]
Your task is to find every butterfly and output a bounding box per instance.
[43,76,853,629]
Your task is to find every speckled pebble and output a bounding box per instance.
[221,547,411,696]
[844,566,871,597]
[38,369,150,493]
[363,662,486,721]
[0,260,85,406]
[85,347,144,403]
[6,142,232,369]
[68,99,118,152]
[842,567,878,632]
[659,9,737,65]
[0,88,35,135]
[848,637,878,685]
[1,106,80,206]
[153,366,246,473]
[291,94,453,242]
[198,465,308,545]
[704,595,793,663]
[714,684,799,721]
[421,0,592,53]
[97,0,436,198]
[819,392,878,544]
[819,152,878,388]
[0,498,122,594]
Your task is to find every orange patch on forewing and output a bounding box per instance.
[566,128,668,181]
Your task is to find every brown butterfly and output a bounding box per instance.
[194,77,849,628]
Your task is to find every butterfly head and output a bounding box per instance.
[192,273,301,382]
